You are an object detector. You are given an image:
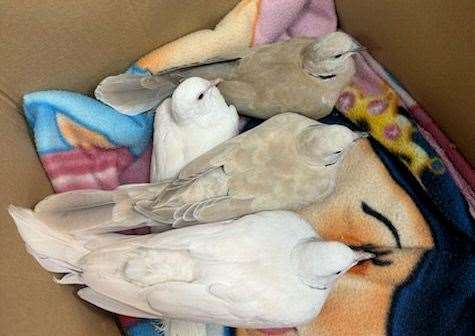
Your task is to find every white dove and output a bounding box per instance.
[150,77,239,182]
[8,207,373,328]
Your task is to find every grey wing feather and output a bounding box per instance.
[133,166,231,226]
[153,48,255,76]
[95,73,178,115]
[34,189,114,213]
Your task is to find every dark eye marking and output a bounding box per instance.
[333,54,343,59]
[334,150,342,154]
[335,271,342,275]
[198,93,204,100]
[351,244,393,267]
[361,201,401,248]
[318,74,336,80]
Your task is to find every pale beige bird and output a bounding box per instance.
[28,113,367,234]
[96,31,364,119]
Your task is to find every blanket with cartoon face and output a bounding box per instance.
[23,1,474,335]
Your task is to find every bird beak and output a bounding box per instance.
[353,131,369,141]
[204,78,223,94]
[349,40,367,53]
[354,250,375,263]
[209,78,223,87]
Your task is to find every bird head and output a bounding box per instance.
[292,239,374,290]
[297,123,368,167]
[301,31,364,83]
[171,77,227,124]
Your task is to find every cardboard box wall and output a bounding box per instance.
[0,1,473,335]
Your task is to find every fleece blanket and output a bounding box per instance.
[22,1,474,336]
[23,67,154,192]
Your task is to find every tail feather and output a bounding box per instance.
[54,273,83,285]
[35,189,114,213]
[168,320,208,336]
[8,206,88,272]
[95,73,177,115]
[18,183,171,237]
[27,246,80,273]
[31,185,169,234]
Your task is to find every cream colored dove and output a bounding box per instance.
[8,208,374,328]
[25,113,367,234]
[95,31,364,119]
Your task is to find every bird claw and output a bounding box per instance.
[350,244,394,267]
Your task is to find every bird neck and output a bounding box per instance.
[172,105,221,127]
[291,239,334,290]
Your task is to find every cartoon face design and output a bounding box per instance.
[237,141,434,336]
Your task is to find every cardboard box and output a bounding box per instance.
[0,1,472,335]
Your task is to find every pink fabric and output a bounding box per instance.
[253,0,336,46]
[119,145,152,185]
[408,105,475,190]
[42,146,150,193]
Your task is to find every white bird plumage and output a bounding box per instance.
[8,207,373,328]
[150,77,239,182]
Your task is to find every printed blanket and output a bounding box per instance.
[22,0,474,335]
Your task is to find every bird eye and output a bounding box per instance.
[334,150,342,154]
[335,271,342,275]
[318,74,336,80]
[333,54,343,59]
[198,93,204,100]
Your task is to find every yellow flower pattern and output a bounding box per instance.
[336,85,441,178]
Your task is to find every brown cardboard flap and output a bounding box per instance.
[336,0,475,165]
[0,104,119,336]
[0,0,239,104]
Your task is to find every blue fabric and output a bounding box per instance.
[23,90,154,157]
[128,64,152,75]
[320,111,474,336]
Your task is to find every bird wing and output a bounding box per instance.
[152,48,257,76]
[78,287,158,319]
[151,100,186,182]
[133,132,245,225]
[135,166,242,227]
[146,282,260,324]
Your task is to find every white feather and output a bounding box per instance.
[77,287,158,319]
[9,208,372,327]
[8,206,88,272]
[151,77,239,183]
